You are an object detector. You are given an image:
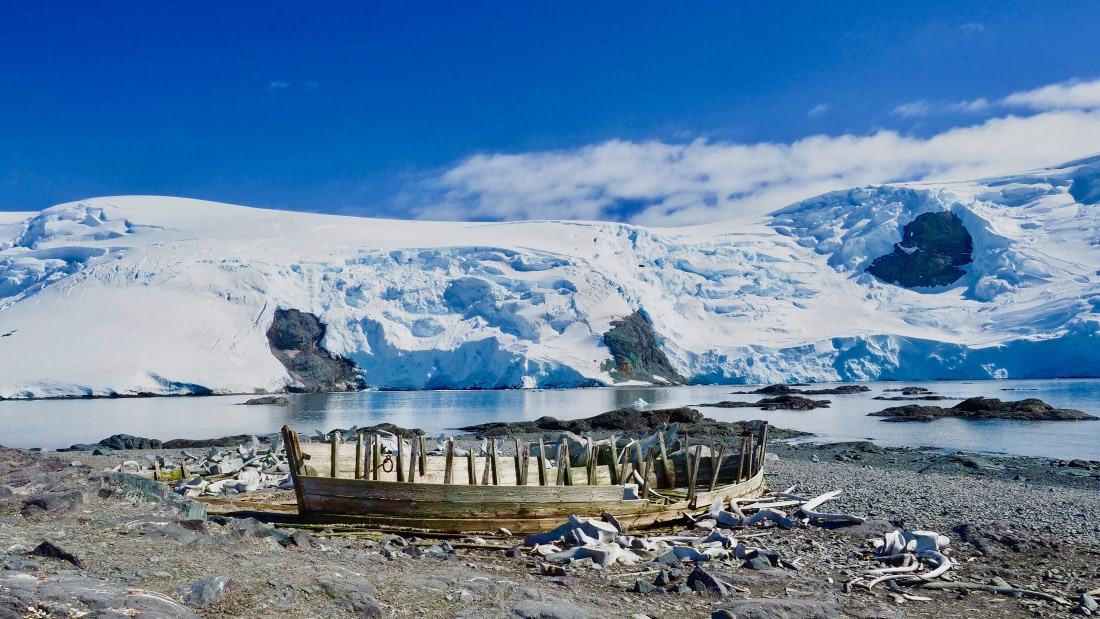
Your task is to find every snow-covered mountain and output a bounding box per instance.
[2,155,1099,397]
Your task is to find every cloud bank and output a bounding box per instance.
[415,78,1100,226]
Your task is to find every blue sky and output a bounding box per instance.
[3,2,1100,224]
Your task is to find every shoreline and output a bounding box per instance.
[2,435,1098,618]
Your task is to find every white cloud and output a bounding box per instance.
[1003,78,1100,111]
[267,80,291,91]
[960,22,985,34]
[947,98,990,113]
[807,103,829,117]
[413,106,1100,227]
[893,101,932,118]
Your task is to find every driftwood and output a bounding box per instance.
[916,581,1072,606]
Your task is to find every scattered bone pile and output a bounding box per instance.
[522,487,959,597]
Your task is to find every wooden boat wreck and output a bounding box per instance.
[280,422,770,533]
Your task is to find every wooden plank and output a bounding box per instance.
[330,432,340,478]
[444,439,454,485]
[686,444,702,504]
[418,435,428,476]
[708,444,727,492]
[408,438,419,483]
[467,450,477,485]
[537,438,547,486]
[608,435,619,485]
[491,439,500,485]
[641,447,654,498]
[737,435,748,483]
[562,442,572,486]
[355,434,364,479]
[656,430,675,488]
[586,441,598,486]
[396,438,405,482]
[299,476,627,503]
[370,435,380,481]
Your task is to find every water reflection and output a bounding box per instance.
[1,379,1098,460]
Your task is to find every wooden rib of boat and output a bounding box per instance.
[280,422,769,533]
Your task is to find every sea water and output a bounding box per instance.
[1,379,1098,460]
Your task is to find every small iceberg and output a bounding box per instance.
[633,398,649,409]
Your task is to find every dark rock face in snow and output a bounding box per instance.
[867,211,973,288]
[602,311,686,385]
[266,309,363,392]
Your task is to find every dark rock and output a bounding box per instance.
[21,490,85,517]
[317,574,384,617]
[513,600,600,619]
[687,566,730,594]
[712,597,841,619]
[267,308,364,393]
[162,435,255,449]
[743,556,774,570]
[30,540,84,568]
[867,211,973,288]
[1,571,201,618]
[653,569,672,586]
[91,447,113,456]
[241,396,290,405]
[1081,594,1099,613]
[733,384,869,395]
[953,522,1031,556]
[699,395,830,410]
[178,575,239,608]
[540,563,567,576]
[602,311,686,384]
[97,434,162,450]
[633,579,657,594]
[869,396,1097,422]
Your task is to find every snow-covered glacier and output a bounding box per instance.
[2,155,1100,397]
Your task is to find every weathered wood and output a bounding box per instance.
[520,443,530,486]
[656,430,675,489]
[480,443,492,485]
[444,439,455,485]
[608,435,619,485]
[418,435,428,476]
[586,441,598,486]
[180,460,189,479]
[686,445,703,503]
[708,444,727,492]
[396,439,406,482]
[563,442,572,486]
[467,450,477,485]
[737,435,749,482]
[537,438,547,486]
[708,429,716,488]
[758,423,770,473]
[641,447,654,498]
[153,460,161,482]
[408,437,419,482]
[355,434,364,479]
[490,439,500,486]
[555,444,566,486]
[370,435,380,481]
[513,438,523,486]
[330,432,340,478]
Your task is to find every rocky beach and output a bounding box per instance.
[2,417,1099,619]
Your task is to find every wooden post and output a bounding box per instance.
[467,450,477,485]
[396,439,405,482]
[555,444,566,486]
[640,446,654,499]
[656,429,675,488]
[758,423,770,472]
[480,444,492,485]
[708,444,727,492]
[737,434,748,482]
[329,432,340,478]
[608,435,620,485]
[418,435,427,476]
[562,442,572,486]
[444,439,455,484]
[687,444,703,504]
[408,437,419,482]
[632,441,644,484]
[708,429,716,488]
[180,460,189,479]
[490,439,500,485]
[587,443,599,486]
[513,437,524,485]
[371,435,380,481]
[355,434,364,479]
[537,438,548,486]
[153,460,161,482]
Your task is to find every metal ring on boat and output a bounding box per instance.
[382,455,394,473]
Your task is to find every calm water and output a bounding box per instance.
[1,379,1098,460]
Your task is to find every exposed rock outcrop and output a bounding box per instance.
[731,384,869,395]
[866,211,973,288]
[602,311,686,385]
[266,309,364,393]
[699,395,831,410]
[869,396,1097,422]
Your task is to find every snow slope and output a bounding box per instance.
[1,155,1099,397]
